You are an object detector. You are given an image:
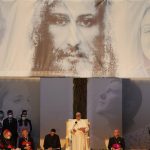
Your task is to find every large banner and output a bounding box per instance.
[0,0,149,77]
[87,78,122,149]
[87,78,150,149]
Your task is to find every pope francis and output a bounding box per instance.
[68,112,90,150]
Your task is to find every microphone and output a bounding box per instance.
[73,121,77,127]
[72,121,78,130]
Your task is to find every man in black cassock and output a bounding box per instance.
[2,110,18,147]
[108,129,125,150]
[43,129,61,150]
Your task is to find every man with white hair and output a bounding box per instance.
[69,112,89,150]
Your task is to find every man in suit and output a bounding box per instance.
[18,110,32,137]
[2,110,18,147]
[21,110,32,131]
[108,129,125,150]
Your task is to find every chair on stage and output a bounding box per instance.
[105,138,109,150]
[65,119,90,150]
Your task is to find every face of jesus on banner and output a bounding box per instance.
[33,0,107,76]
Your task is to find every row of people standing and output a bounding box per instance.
[0,109,33,149]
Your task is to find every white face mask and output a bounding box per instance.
[22,117,26,120]
[8,115,12,118]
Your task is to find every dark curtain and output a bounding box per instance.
[73,78,87,119]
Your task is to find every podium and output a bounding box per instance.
[65,119,90,150]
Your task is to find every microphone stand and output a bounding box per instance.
[70,121,78,145]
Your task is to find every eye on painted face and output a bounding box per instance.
[96,79,122,114]
[48,0,101,74]
[141,8,150,60]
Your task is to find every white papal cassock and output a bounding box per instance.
[66,119,90,150]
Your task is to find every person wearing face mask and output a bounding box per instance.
[18,129,34,150]
[2,110,18,147]
[18,110,32,138]
[0,129,16,150]
[0,110,4,135]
